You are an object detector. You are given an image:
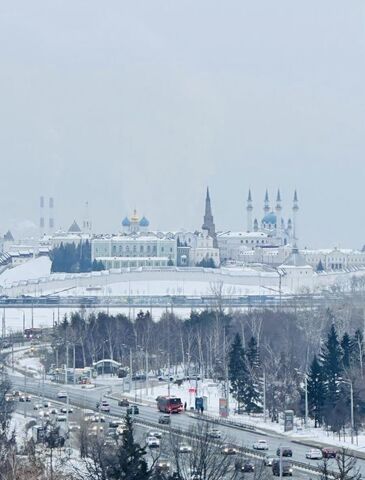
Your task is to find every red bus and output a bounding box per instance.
[157,396,183,413]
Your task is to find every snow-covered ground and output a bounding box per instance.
[0,256,51,287]
[120,379,365,452]
[13,348,44,378]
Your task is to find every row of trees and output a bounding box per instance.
[307,324,365,431]
[49,301,365,432]
[50,241,104,273]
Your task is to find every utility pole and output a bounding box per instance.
[145,350,149,396]
[304,375,308,428]
[168,353,171,398]
[24,366,27,418]
[350,381,354,445]
[263,370,267,423]
[279,446,283,480]
[73,344,76,385]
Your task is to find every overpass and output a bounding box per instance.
[0,292,362,310]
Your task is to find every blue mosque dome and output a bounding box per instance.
[262,212,277,225]
[122,216,131,227]
[139,216,150,227]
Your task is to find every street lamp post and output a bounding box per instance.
[304,375,308,428]
[342,380,354,444]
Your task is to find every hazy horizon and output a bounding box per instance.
[1,1,364,249]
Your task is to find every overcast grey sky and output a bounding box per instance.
[0,1,364,248]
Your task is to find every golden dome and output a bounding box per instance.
[130,209,139,223]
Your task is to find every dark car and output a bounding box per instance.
[127,405,139,415]
[235,459,255,472]
[276,447,293,457]
[322,447,338,459]
[118,398,130,407]
[158,414,171,424]
[272,460,293,476]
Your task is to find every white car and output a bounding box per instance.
[147,436,160,448]
[306,448,323,460]
[100,401,110,412]
[57,391,68,399]
[209,428,221,439]
[56,415,67,422]
[148,431,163,439]
[179,444,193,453]
[253,439,269,450]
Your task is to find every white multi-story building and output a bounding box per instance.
[217,231,271,262]
[301,247,365,271]
[92,211,177,269]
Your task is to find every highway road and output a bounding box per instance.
[9,373,357,478]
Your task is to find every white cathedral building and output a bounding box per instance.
[218,189,299,263]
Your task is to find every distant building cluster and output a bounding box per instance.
[1,189,365,279]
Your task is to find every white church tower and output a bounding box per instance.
[246,189,253,232]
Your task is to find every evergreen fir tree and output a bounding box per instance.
[341,332,354,370]
[316,260,324,272]
[307,355,325,427]
[247,336,260,370]
[228,333,248,406]
[321,324,343,410]
[107,413,151,479]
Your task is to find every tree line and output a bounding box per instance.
[49,301,365,434]
[50,241,104,273]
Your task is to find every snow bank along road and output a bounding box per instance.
[8,373,361,478]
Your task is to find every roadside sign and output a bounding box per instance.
[284,410,294,432]
[219,398,228,418]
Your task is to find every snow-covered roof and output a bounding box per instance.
[302,248,364,255]
[217,231,268,238]
[281,248,312,268]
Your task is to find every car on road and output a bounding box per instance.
[50,408,58,415]
[272,459,293,476]
[127,405,139,415]
[155,458,171,473]
[221,445,239,455]
[148,430,163,439]
[179,444,192,453]
[158,414,171,424]
[39,410,50,418]
[253,439,268,450]
[208,428,221,438]
[146,436,160,448]
[69,422,81,432]
[106,427,117,438]
[100,401,110,412]
[306,448,323,460]
[25,395,31,402]
[109,420,125,429]
[43,401,50,408]
[235,459,255,473]
[88,425,104,436]
[19,395,26,402]
[56,415,67,422]
[60,406,73,414]
[57,391,68,399]
[91,415,106,423]
[118,398,130,407]
[276,447,293,457]
[264,456,275,467]
[116,424,126,436]
[33,403,41,410]
[322,447,338,459]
